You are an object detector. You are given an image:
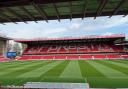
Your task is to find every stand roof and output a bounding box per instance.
[0,0,128,23]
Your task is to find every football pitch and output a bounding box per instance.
[0,60,128,88]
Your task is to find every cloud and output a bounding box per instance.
[69,23,81,30]
[0,15,128,39]
[77,16,128,32]
[0,27,67,39]
[44,28,67,34]
[101,32,113,36]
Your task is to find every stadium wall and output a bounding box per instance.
[0,40,7,56]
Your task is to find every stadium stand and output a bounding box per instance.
[16,34,128,60]
[80,55,93,60]
[121,54,128,59]
[93,54,106,59]
[23,44,124,54]
[0,55,8,62]
[54,55,67,60]
[106,54,123,59]
[19,55,31,60]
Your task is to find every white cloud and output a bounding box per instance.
[103,16,128,28]
[69,23,81,30]
[102,32,113,36]
[76,16,128,32]
[2,27,67,39]
[44,28,67,34]
[0,15,128,39]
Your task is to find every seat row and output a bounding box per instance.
[23,44,125,54]
[19,54,127,60]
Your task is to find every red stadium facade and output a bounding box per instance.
[16,34,128,60]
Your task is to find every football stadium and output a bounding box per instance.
[0,0,128,89]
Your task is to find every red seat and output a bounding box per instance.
[54,55,66,59]
[107,54,122,59]
[80,55,92,59]
[93,54,106,59]
[42,55,54,59]
[121,55,128,59]
[20,42,125,61]
[0,56,7,62]
[19,55,31,60]
[67,55,79,60]
[31,55,42,59]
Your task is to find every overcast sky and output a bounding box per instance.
[0,15,128,39]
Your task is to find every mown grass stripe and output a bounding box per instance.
[0,61,44,76]
[78,60,105,77]
[107,60,128,68]
[110,60,128,65]
[60,60,82,78]
[38,61,71,83]
[0,60,42,66]
[86,60,128,88]
[90,60,127,78]
[0,61,39,70]
[0,61,47,77]
[0,60,128,88]
[16,61,53,77]
[97,60,128,75]
[40,60,69,77]
[0,61,43,71]
[18,61,63,78]
[121,60,128,62]
[78,60,106,87]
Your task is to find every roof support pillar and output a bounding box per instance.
[5,8,27,23]
[52,1,60,22]
[32,2,48,23]
[19,7,38,23]
[109,0,126,18]
[69,1,72,21]
[82,0,88,19]
[0,10,17,24]
[94,0,108,19]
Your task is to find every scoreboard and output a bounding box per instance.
[6,52,17,58]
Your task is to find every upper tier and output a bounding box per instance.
[15,34,125,45]
[23,42,127,55]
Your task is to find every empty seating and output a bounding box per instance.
[93,54,106,59]
[58,46,69,53]
[19,55,31,60]
[121,55,128,59]
[80,55,92,59]
[42,55,54,59]
[107,54,122,59]
[31,55,42,59]
[0,56,7,62]
[20,42,127,60]
[48,46,58,53]
[19,53,127,60]
[68,45,77,53]
[40,47,49,53]
[54,55,67,59]
[66,55,79,60]
[23,43,125,55]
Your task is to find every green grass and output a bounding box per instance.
[0,60,128,88]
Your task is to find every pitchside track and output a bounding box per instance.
[0,60,128,88]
